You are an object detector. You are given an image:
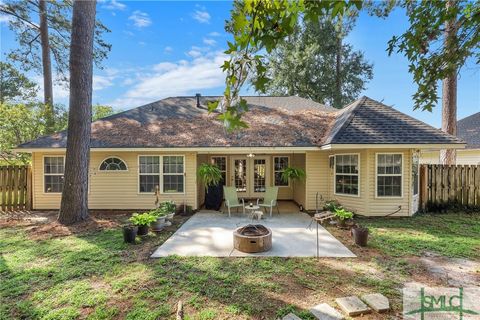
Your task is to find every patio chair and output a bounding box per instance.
[256,186,279,217]
[223,186,245,217]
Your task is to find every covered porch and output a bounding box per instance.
[196,151,307,210]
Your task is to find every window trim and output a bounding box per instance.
[273,156,290,187]
[161,155,185,194]
[412,152,419,197]
[137,155,161,194]
[210,156,227,186]
[333,153,360,198]
[375,152,404,198]
[137,155,186,195]
[42,155,65,194]
[98,156,129,172]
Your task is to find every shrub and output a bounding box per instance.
[334,208,354,220]
[159,201,176,214]
[128,212,157,226]
[324,200,341,212]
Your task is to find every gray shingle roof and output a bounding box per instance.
[327,96,465,145]
[458,112,480,149]
[17,95,464,149]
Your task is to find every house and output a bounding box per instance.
[421,112,480,165]
[16,95,464,216]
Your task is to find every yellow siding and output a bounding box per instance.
[304,149,413,216]
[32,148,415,216]
[364,149,411,217]
[305,151,329,210]
[421,149,480,165]
[32,151,198,210]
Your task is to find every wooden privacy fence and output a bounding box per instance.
[420,164,480,210]
[0,165,32,212]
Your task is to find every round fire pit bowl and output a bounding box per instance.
[233,224,272,253]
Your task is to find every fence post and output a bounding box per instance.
[420,165,428,210]
[26,166,32,210]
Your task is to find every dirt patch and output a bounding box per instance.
[26,216,123,240]
[418,252,480,287]
[0,210,132,240]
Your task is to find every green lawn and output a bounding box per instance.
[354,213,480,258]
[0,212,478,320]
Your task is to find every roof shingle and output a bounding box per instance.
[329,97,464,145]
[457,112,480,149]
[17,95,464,149]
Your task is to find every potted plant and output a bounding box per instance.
[198,163,223,210]
[352,224,369,247]
[128,212,156,236]
[160,201,176,220]
[281,167,306,184]
[149,208,168,231]
[324,200,341,213]
[122,224,138,244]
[333,207,354,228]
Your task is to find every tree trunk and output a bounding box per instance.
[58,0,96,225]
[39,0,55,133]
[440,0,458,165]
[334,34,342,108]
[334,21,342,109]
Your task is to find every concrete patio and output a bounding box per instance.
[151,210,356,258]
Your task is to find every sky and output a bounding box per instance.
[1,1,479,128]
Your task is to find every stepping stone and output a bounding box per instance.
[282,313,302,320]
[361,293,390,313]
[335,296,371,317]
[310,303,344,320]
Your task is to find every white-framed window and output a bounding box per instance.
[334,154,359,196]
[376,153,403,197]
[44,156,65,193]
[273,156,289,187]
[99,157,128,171]
[139,156,160,193]
[138,155,185,194]
[210,156,227,185]
[162,156,184,193]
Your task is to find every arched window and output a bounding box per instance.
[99,157,128,171]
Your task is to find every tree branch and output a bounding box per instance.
[0,7,40,30]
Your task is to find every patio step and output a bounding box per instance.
[335,296,371,317]
[309,303,344,320]
[361,293,390,313]
[281,313,302,320]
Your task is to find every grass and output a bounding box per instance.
[354,212,480,258]
[0,212,478,319]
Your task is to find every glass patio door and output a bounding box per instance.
[252,158,267,195]
[232,157,247,195]
[231,156,269,198]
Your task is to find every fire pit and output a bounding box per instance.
[233,224,272,253]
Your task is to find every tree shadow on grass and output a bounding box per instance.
[1,214,408,320]
[355,214,480,258]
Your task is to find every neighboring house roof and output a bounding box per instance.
[458,112,480,149]
[17,95,464,149]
